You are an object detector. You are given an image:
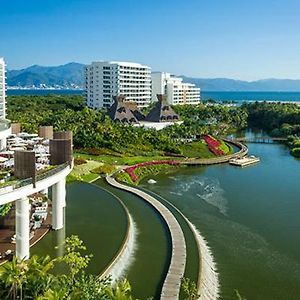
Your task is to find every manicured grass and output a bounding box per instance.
[67,160,103,183]
[116,164,181,185]
[81,173,100,183]
[179,141,215,158]
[74,152,179,165]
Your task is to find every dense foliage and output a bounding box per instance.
[243,102,300,136]
[243,102,300,157]
[7,95,247,157]
[0,235,134,300]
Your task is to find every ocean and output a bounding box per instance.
[6,89,300,102]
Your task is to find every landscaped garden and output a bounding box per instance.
[116,160,181,185]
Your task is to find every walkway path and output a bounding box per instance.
[181,139,248,165]
[106,176,186,300]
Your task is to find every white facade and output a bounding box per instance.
[0,58,11,150]
[151,72,200,105]
[0,58,6,118]
[85,61,152,108]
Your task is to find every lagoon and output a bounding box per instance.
[142,141,300,299]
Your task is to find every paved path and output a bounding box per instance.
[106,176,186,300]
[181,139,248,165]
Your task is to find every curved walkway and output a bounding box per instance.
[144,188,219,300]
[106,176,186,300]
[180,139,248,165]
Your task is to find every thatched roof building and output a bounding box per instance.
[108,95,139,123]
[144,95,180,122]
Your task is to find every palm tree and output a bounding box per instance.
[0,256,28,300]
[105,279,133,300]
[26,255,54,298]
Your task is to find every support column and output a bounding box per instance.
[52,179,66,230]
[16,197,30,260]
[41,188,48,197]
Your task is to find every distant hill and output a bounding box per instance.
[181,76,300,91]
[7,62,85,88]
[7,62,300,91]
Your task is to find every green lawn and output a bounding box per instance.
[74,152,179,165]
[67,160,103,183]
[179,141,215,158]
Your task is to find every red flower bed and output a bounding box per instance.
[124,160,180,182]
[203,135,224,156]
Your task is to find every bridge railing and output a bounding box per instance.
[0,162,70,196]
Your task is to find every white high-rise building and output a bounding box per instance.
[151,72,200,105]
[85,61,152,108]
[0,58,11,150]
[0,58,6,119]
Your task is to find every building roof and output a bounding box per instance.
[90,61,151,68]
[145,95,180,122]
[108,96,139,123]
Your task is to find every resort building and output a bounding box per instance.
[85,61,152,109]
[145,94,180,123]
[0,58,7,119]
[0,127,73,260]
[151,72,200,105]
[0,58,11,150]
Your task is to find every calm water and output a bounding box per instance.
[7,89,83,96]
[142,142,300,300]
[7,89,300,103]
[32,140,300,299]
[32,182,128,274]
[201,91,300,102]
[95,179,171,299]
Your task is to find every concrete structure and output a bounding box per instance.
[0,161,72,260]
[0,58,11,150]
[85,61,151,108]
[53,131,73,144]
[11,123,21,134]
[0,130,73,260]
[151,72,200,105]
[106,175,186,299]
[14,151,36,182]
[0,58,6,119]
[49,139,73,165]
[38,126,53,139]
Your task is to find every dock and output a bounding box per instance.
[229,156,260,167]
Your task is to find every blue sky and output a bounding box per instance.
[1,0,300,80]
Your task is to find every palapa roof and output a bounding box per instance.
[126,102,145,121]
[144,95,180,122]
[108,95,139,123]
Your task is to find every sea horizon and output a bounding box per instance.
[7,89,300,102]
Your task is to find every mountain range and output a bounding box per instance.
[7,62,300,91]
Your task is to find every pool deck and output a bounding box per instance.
[106,176,186,300]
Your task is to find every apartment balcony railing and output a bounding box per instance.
[0,162,70,196]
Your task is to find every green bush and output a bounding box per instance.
[91,164,116,175]
[74,157,87,166]
[291,147,300,158]
[0,203,12,217]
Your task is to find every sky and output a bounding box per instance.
[1,0,300,80]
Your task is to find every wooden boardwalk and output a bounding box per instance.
[106,176,186,300]
[233,137,287,144]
